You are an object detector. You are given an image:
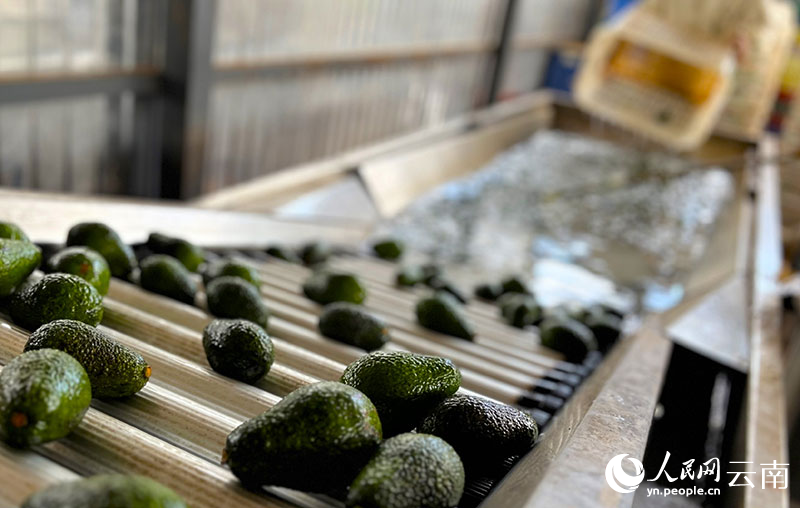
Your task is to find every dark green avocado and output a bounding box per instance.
[146,233,205,273]
[395,265,425,287]
[202,258,261,288]
[418,394,538,472]
[21,474,187,508]
[0,349,91,448]
[347,433,465,508]
[10,273,103,330]
[474,282,504,301]
[303,271,366,305]
[0,239,41,296]
[415,292,475,340]
[266,245,302,264]
[66,222,136,278]
[299,241,332,266]
[500,276,530,295]
[539,317,598,362]
[340,351,461,436]
[425,276,467,304]
[205,276,270,329]
[0,221,29,241]
[48,246,111,296]
[498,292,542,328]
[318,303,390,352]
[24,319,151,399]
[139,254,198,304]
[223,381,382,493]
[371,238,404,261]
[202,319,274,384]
[583,312,623,352]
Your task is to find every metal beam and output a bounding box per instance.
[0,70,160,104]
[160,0,216,199]
[487,0,520,104]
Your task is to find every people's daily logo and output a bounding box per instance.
[605,454,645,494]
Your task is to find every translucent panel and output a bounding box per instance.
[513,0,594,40]
[213,0,505,63]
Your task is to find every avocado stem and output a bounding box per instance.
[143,366,152,379]
[10,412,28,428]
[221,448,229,464]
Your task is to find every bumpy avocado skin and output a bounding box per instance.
[48,246,111,296]
[303,271,366,305]
[147,232,205,273]
[206,276,270,329]
[539,317,598,362]
[0,349,91,448]
[318,303,390,352]
[224,381,382,493]
[25,319,150,399]
[266,245,302,264]
[0,239,41,296]
[202,258,261,288]
[347,433,465,508]
[415,292,474,340]
[371,239,404,261]
[340,351,461,436]
[203,319,274,383]
[66,222,136,278]
[21,474,187,508]
[299,242,332,266]
[498,292,542,328]
[395,266,424,287]
[418,394,538,472]
[0,221,29,241]
[10,273,103,330]
[139,254,198,304]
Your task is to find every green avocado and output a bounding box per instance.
[418,394,538,472]
[415,292,474,340]
[0,349,91,448]
[202,258,261,288]
[318,303,390,352]
[0,221,29,241]
[266,245,302,264]
[10,273,103,330]
[425,276,467,304]
[206,276,269,329]
[146,233,205,273]
[24,320,151,399]
[347,433,465,508]
[299,241,332,266]
[395,265,425,287]
[139,254,198,305]
[371,238,404,261]
[224,381,382,493]
[421,264,443,284]
[66,222,136,278]
[48,246,111,296]
[0,239,41,296]
[303,271,366,305]
[583,312,623,352]
[474,282,504,301]
[498,292,542,328]
[340,351,461,436]
[500,276,530,295]
[21,474,187,508]
[539,317,598,362]
[203,319,274,384]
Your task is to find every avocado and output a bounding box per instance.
[539,317,598,362]
[0,349,91,448]
[498,292,542,328]
[340,351,461,436]
[0,239,41,296]
[421,264,443,284]
[47,246,111,296]
[474,282,503,301]
[266,245,302,264]
[347,433,465,508]
[583,312,623,352]
[24,319,151,398]
[205,276,269,329]
[21,474,187,508]
[500,276,530,295]
[224,381,382,493]
[318,303,390,352]
[425,276,468,304]
[0,221,29,241]
[415,292,475,340]
[202,258,260,288]
[203,319,274,384]
[139,255,198,305]
[66,222,136,278]
[299,241,332,266]
[395,265,425,287]
[371,238,404,261]
[418,394,538,472]
[303,271,366,305]
[9,273,103,330]
[146,232,205,273]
